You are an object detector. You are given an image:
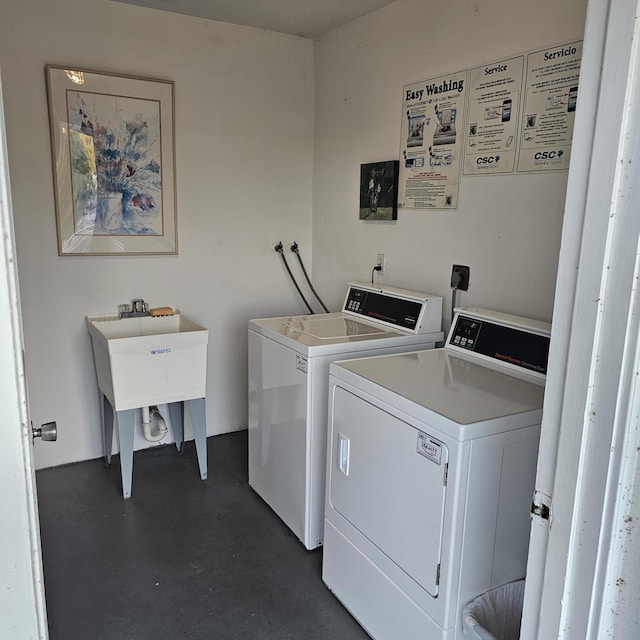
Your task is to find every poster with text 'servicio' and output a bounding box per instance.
[464,56,525,175]
[517,41,582,172]
[398,70,467,210]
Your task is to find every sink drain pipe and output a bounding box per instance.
[141,405,168,442]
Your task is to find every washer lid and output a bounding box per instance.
[249,312,440,355]
[283,316,391,340]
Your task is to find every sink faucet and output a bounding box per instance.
[119,299,150,318]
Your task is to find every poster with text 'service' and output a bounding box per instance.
[398,70,467,210]
[464,56,525,175]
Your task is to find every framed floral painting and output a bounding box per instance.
[45,65,177,255]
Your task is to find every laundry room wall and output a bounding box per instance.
[312,0,588,326]
[0,0,314,468]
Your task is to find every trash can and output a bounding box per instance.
[462,580,525,640]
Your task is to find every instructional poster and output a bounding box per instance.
[517,41,582,172]
[464,56,524,175]
[398,70,467,210]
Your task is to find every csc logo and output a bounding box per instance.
[535,150,563,160]
[476,155,500,164]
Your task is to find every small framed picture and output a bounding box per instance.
[359,160,399,221]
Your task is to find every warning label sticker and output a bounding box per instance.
[296,355,308,374]
[417,432,443,465]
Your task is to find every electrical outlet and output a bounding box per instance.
[377,254,386,275]
[451,265,470,291]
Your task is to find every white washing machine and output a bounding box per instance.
[323,307,551,640]
[248,282,444,550]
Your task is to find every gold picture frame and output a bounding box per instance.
[45,65,177,255]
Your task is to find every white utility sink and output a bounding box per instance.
[87,312,209,412]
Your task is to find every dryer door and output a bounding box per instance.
[329,387,448,596]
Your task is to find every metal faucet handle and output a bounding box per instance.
[119,299,150,318]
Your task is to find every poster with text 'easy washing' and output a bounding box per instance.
[517,41,582,172]
[464,56,525,175]
[398,70,467,210]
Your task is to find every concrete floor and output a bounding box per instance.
[36,431,370,639]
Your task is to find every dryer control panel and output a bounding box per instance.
[447,307,551,378]
[343,282,443,335]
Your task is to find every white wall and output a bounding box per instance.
[0,0,589,470]
[0,0,314,468]
[313,0,588,325]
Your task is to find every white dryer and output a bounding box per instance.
[323,307,551,639]
[248,282,444,550]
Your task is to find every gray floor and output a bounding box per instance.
[36,431,370,639]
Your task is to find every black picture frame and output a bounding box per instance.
[359,160,399,221]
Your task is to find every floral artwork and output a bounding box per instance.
[67,91,163,235]
[46,65,177,255]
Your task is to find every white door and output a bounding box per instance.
[329,387,448,596]
[521,0,640,637]
[0,70,49,638]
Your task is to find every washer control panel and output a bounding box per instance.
[447,308,551,378]
[342,283,443,335]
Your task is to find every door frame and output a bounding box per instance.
[521,0,640,637]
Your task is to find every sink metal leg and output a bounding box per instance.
[115,409,136,499]
[102,394,114,467]
[169,401,184,452]
[187,398,207,480]
[101,399,205,498]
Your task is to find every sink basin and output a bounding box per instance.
[87,312,209,411]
